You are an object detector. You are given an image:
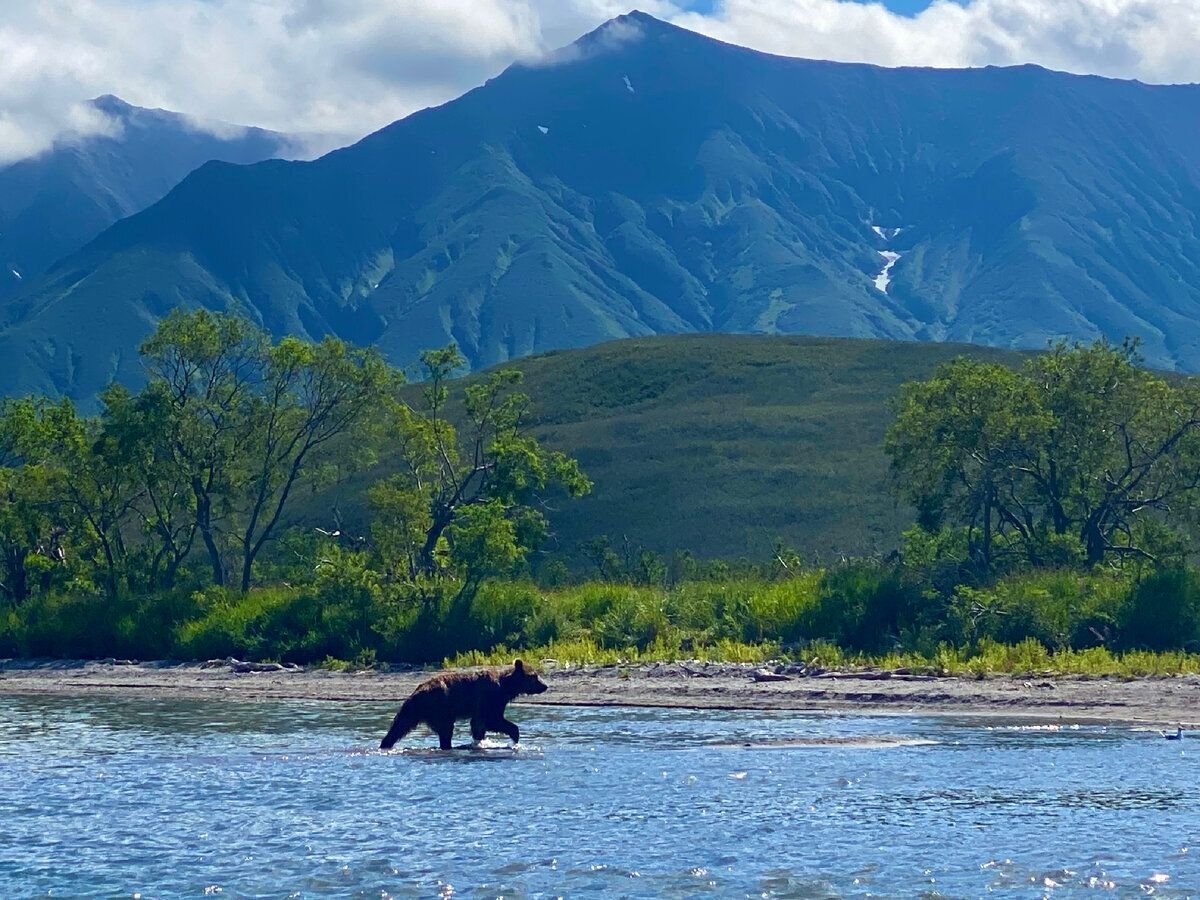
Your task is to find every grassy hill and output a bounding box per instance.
[312,334,1023,565]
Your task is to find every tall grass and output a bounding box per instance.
[447,637,780,669]
[447,637,1200,676]
[4,561,1200,674]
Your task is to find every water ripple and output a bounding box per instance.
[0,697,1196,897]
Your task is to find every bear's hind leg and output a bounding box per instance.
[432,717,454,750]
[380,705,419,750]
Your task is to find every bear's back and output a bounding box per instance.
[412,669,504,719]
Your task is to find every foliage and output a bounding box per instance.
[6,330,1200,675]
[0,312,595,667]
[295,335,1027,569]
[136,309,399,591]
[888,340,1200,572]
[1120,568,1200,652]
[947,570,1130,650]
[369,344,590,592]
[2,555,1200,668]
[0,311,399,603]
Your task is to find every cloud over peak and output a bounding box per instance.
[2,0,1198,165]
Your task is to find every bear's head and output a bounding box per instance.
[506,659,548,695]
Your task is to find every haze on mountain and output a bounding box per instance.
[0,95,303,300]
[5,11,1200,402]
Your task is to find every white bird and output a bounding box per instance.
[1161,726,1184,741]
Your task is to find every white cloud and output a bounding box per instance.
[672,0,1200,84]
[0,0,610,164]
[2,0,1199,166]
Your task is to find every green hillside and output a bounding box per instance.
[314,334,1024,564]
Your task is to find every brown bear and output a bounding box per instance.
[379,659,549,750]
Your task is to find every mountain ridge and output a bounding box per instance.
[0,94,305,311]
[5,12,1200,401]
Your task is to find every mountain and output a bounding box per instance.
[0,95,301,300]
[303,334,1024,564]
[6,12,1200,401]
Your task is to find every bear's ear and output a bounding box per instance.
[513,659,525,672]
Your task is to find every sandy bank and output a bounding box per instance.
[1,659,1197,727]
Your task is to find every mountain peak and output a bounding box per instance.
[616,10,664,25]
[570,8,681,50]
[90,94,134,115]
[10,16,1200,405]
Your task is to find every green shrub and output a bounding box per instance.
[14,586,200,660]
[0,606,18,657]
[467,582,542,647]
[748,574,823,644]
[6,550,1199,668]
[668,581,753,639]
[594,590,670,650]
[175,586,324,662]
[1120,569,1200,651]
[968,637,1052,674]
[952,570,1128,650]
[524,601,582,646]
[570,582,642,625]
[808,563,927,652]
[176,567,391,664]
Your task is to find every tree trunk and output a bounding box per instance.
[192,479,224,587]
[240,549,254,595]
[1083,516,1107,566]
[97,532,120,603]
[163,554,182,590]
[2,547,28,604]
[418,508,453,576]
[981,487,993,574]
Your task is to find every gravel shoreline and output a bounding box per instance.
[1,658,1197,727]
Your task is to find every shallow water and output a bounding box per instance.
[0,696,1196,898]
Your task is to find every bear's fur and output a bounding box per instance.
[379,659,548,750]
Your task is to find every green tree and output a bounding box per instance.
[100,385,198,592]
[1027,341,1200,564]
[886,357,1050,573]
[887,340,1200,571]
[0,397,142,602]
[137,309,399,592]
[0,403,65,604]
[137,311,263,588]
[370,345,591,591]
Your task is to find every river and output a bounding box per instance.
[0,696,1195,897]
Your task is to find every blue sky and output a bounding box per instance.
[871,0,944,13]
[682,0,953,15]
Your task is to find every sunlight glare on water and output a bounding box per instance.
[0,696,1196,897]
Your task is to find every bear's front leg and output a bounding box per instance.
[491,715,520,745]
[470,716,487,744]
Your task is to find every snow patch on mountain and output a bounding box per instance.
[874,251,901,293]
[869,224,904,240]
